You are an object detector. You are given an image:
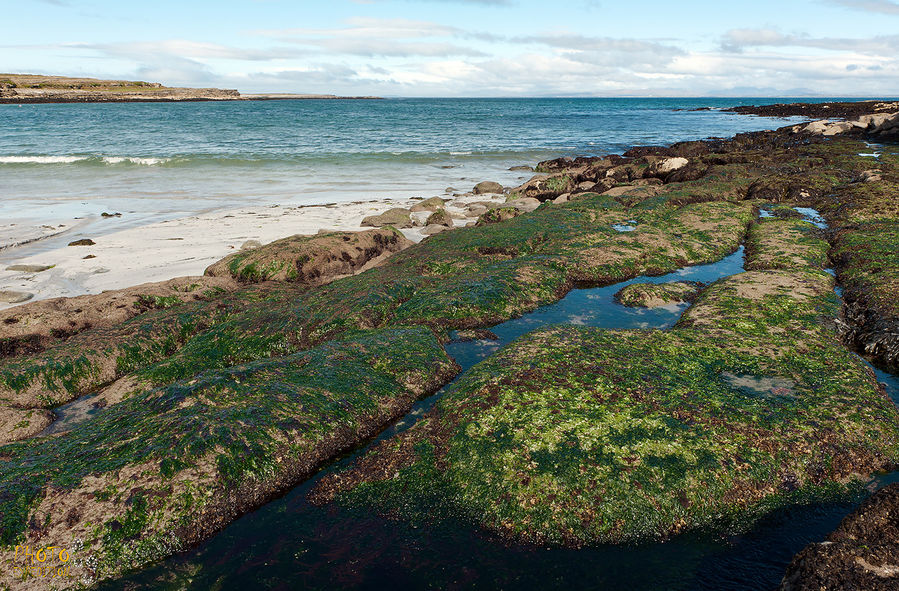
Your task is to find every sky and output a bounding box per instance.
[4,0,899,96]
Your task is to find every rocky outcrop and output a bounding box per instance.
[780,484,899,591]
[0,276,237,358]
[205,229,412,284]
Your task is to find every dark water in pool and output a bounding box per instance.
[104,225,899,591]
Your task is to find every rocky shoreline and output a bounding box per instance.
[1,102,898,589]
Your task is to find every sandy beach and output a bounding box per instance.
[0,189,509,310]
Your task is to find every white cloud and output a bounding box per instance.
[823,0,899,14]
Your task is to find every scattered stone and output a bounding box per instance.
[360,207,413,229]
[0,290,34,304]
[476,206,520,225]
[5,264,53,273]
[509,165,534,172]
[421,224,451,235]
[425,208,453,228]
[472,181,504,195]
[68,238,95,246]
[100,212,122,218]
[82,255,96,260]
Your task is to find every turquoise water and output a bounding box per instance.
[0,97,820,227]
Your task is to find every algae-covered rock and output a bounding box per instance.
[360,207,413,228]
[425,208,453,228]
[509,174,575,201]
[205,228,412,284]
[475,206,521,225]
[0,276,237,360]
[614,281,703,308]
[0,327,458,588]
[779,484,899,591]
[310,210,899,547]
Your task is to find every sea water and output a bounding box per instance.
[0,97,831,232]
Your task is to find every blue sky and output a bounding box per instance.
[4,0,899,96]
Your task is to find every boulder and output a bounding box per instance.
[472,181,504,195]
[553,193,570,204]
[68,238,95,246]
[410,197,448,212]
[508,174,574,201]
[240,239,262,250]
[206,228,412,284]
[467,204,488,216]
[509,165,533,172]
[425,208,454,227]
[360,207,413,228]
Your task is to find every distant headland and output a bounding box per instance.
[0,74,381,103]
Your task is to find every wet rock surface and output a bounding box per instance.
[614,280,704,307]
[780,484,899,591]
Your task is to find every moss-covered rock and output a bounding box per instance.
[425,208,453,228]
[310,210,899,547]
[0,327,458,588]
[204,228,412,284]
[614,281,704,308]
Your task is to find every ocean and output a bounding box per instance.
[0,97,824,231]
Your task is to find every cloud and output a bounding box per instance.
[823,0,899,14]
[78,40,307,62]
[258,17,484,57]
[720,28,899,55]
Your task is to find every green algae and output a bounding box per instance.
[0,197,754,406]
[311,203,899,547]
[0,326,457,580]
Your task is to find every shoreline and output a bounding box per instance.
[0,190,509,310]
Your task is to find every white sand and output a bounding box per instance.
[0,192,507,311]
